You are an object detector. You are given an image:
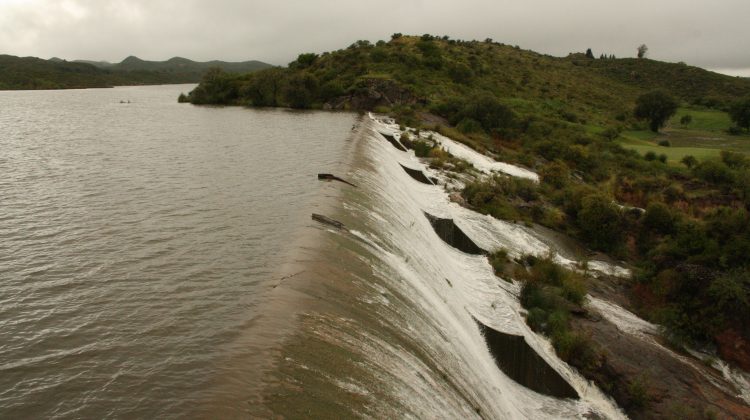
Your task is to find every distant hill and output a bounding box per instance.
[0,55,114,89]
[109,55,270,75]
[74,59,113,68]
[0,54,272,90]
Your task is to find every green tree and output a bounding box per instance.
[243,68,284,106]
[283,73,319,108]
[291,53,318,69]
[637,44,648,59]
[585,48,594,59]
[457,95,517,136]
[680,114,693,126]
[634,91,678,132]
[729,97,750,132]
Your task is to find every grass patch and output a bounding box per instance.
[619,107,750,163]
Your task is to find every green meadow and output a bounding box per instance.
[619,107,750,164]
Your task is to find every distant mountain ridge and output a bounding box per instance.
[0,54,272,90]
[77,55,270,74]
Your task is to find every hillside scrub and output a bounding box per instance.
[184,35,750,369]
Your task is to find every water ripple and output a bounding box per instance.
[0,85,355,418]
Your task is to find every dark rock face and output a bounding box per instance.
[325,78,424,110]
[716,329,750,371]
[476,320,579,399]
[423,212,486,255]
[380,133,407,152]
[399,164,434,185]
[574,310,750,418]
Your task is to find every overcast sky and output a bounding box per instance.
[1,0,748,76]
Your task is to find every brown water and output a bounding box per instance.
[0,85,356,418]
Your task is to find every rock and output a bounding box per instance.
[324,78,425,110]
[715,329,750,371]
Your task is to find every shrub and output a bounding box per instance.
[488,249,510,276]
[729,97,750,131]
[728,126,743,135]
[680,114,693,126]
[600,127,621,141]
[644,151,657,161]
[448,62,474,84]
[539,160,570,189]
[692,160,735,184]
[578,194,623,251]
[643,201,675,234]
[720,150,747,169]
[657,140,670,147]
[680,155,698,168]
[411,140,435,157]
[455,95,517,136]
[457,118,483,134]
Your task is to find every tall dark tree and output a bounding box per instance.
[637,44,648,58]
[585,48,594,59]
[634,91,678,132]
[729,98,750,132]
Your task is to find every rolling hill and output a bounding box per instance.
[0,54,272,90]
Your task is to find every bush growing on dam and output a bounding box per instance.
[515,256,598,370]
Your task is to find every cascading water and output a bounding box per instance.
[252,114,628,418]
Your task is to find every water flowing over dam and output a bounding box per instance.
[233,114,627,418]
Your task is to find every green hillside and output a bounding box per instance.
[185,35,749,121]
[185,35,750,411]
[0,55,114,89]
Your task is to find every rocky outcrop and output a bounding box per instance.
[324,78,425,110]
[716,329,750,372]
[424,212,486,255]
[574,312,750,419]
[476,320,579,399]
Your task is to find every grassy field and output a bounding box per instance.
[618,107,750,164]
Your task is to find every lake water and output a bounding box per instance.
[0,85,357,418]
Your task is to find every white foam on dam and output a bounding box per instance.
[340,116,627,418]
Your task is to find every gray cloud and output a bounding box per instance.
[1,0,748,75]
